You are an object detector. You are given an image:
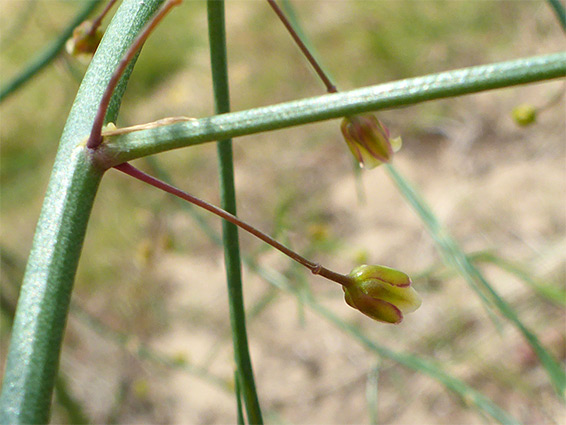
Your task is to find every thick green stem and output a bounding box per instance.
[97,52,566,165]
[0,1,165,423]
[207,1,263,423]
[0,0,102,102]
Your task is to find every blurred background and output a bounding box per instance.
[1,0,565,423]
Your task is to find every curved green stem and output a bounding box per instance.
[97,52,566,166]
[0,1,165,423]
[207,1,263,423]
[0,0,102,103]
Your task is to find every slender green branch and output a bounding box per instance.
[0,0,102,102]
[385,164,566,398]
[0,1,165,423]
[207,1,263,423]
[547,0,566,32]
[97,52,566,166]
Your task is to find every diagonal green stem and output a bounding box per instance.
[0,1,165,423]
[546,0,566,32]
[0,0,102,102]
[207,1,263,423]
[385,164,566,398]
[96,52,566,166]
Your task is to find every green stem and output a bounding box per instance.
[0,1,165,423]
[97,52,566,165]
[0,0,102,102]
[207,1,263,423]
[385,164,566,398]
[547,0,566,32]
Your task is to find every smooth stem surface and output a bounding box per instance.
[96,52,566,166]
[0,0,102,102]
[207,1,263,423]
[0,1,165,423]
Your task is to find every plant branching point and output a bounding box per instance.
[87,0,182,151]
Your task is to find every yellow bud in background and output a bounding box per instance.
[343,265,421,324]
[512,104,537,127]
[341,115,402,169]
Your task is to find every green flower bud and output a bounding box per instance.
[341,114,402,169]
[343,265,421,324]
[512,104,537,127]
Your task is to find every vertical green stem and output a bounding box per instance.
[206,1,263,423]
[0,1,164,423]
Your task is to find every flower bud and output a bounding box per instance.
[66,21,103,57]
[343,265,421,324]
[512,104,537,127]
[341,114,402,169]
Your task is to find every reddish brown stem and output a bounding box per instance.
[114,162,353,287]
[87,0,119,37]
[87,0,182,150]
[266,0,337,94]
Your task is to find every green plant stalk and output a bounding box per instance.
[547,0,566,32]
[471,251,566,306]
[0,0,165,422]
[0,251,91,424]
[385,164,566,398]
[0,0,102,102]
[97,52,566,165]
[366,364,379,425]
[207,1,263,423]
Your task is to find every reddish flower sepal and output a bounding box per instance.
[341,114,402,169]
[66,21,103,58]
[343,265,421,324]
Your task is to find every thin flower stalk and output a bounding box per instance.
[87,0,182,149]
